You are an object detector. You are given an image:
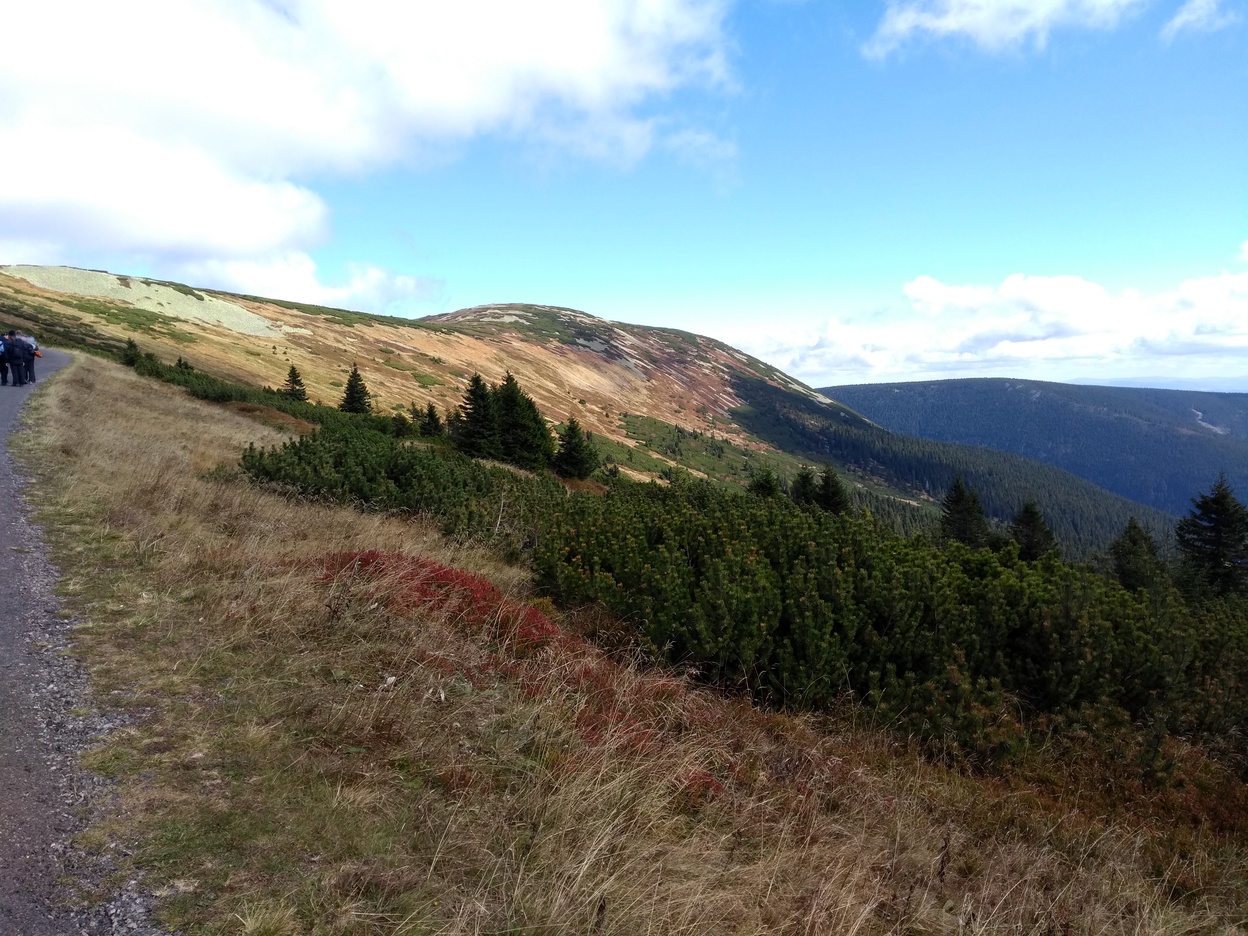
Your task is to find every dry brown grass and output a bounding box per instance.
[15,355,1248,935]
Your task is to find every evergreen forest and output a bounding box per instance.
[824,377,1248,516]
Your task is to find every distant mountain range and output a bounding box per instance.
[821,378,1248,517]
[0,265,1180,555]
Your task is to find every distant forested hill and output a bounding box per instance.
[735,376,1177,556]
[820,378,1248,517]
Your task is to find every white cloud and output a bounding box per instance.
[1241,240,1248,262]
[177,253,444,316]
[0,0,731,297]
[1161,0,1240,39]
[727,260,1248,388]
[864,0,1148,57]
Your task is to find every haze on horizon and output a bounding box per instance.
[1,0,1244,392]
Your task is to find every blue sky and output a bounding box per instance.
[2,0,1245,388]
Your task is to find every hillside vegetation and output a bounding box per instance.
[0,265,1184,556]
[20,338,1248,935]
[824,377,1248,517]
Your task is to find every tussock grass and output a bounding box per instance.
[15,355,1248,935]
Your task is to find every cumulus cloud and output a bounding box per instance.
[727,261,1248,388]
[0,0,731,304]
[864,0,1148,56]
[1161,0,1241,39]
[177,253,444,316]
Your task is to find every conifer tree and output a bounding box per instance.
[553,416,600,479]
[790,465,818,507]
[495,372,554,469]
[940,475,992,549]
[339,364,371,414]
[455,373,500,458]
[814,465,850,514]
[419,402,445,438]
[748,467,783,499]
[1010,499,1058,561]
[281,364,308,401]
[1110,517,1162,592]
[120,338,140,367]
[1176,473,1248,596]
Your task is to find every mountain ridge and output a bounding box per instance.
[0,264,1180,554]
[822,376,1248,516]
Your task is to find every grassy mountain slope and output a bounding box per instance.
[20,353,1248,935]
[822,377,1248,516]
[0,264,1174,554]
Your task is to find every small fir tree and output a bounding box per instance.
[1176,472,1248,596]
[553,416,600,479]
[790,465,818,507]
[281,364,308,401]
[1110,516,1162,592]
[494,371,554,469]
[391,411,412,437]
[1009,499,1058,561]
[940,475,992,549]
[748,467,783,499]
[120,338,140,367]
[814,465,850,514]
[339,364,372,414]
[419,402,445,438]
[455,374,500,458]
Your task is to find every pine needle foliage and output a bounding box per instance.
[1010,499,1058,561]
[339,364,371,414]
[940,475,992,549]
[281,364,308,402]
[553,416,599,479]
[1176,472,1248,596]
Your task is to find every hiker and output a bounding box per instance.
[4,331,24,386]
[15,332,38,384]
[0,334,8,386]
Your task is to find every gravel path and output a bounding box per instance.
[0,349,170,936]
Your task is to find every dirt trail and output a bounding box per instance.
[0,349,166,935]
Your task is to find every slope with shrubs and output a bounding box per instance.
[21,353,1248,935]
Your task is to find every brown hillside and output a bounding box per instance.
[0,265,848,458]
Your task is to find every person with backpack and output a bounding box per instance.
[0,334,9,387]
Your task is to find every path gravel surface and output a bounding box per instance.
[0,348,170,935]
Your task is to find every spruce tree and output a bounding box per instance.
[748,467,783,499]
[419,402,445,438]
[339,364,371,414]
[553,416,600,479]
[1010,499,1058,561]
[940,475,992,549]
[494,372,554,469]
[455,374,500,458]
[790,465,818,507]
[814,465,850,514]
[281,364,308,401]
[1176,473,1248,596]
[1110,517,1162,592]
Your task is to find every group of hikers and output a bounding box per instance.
[0,330,40,387]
